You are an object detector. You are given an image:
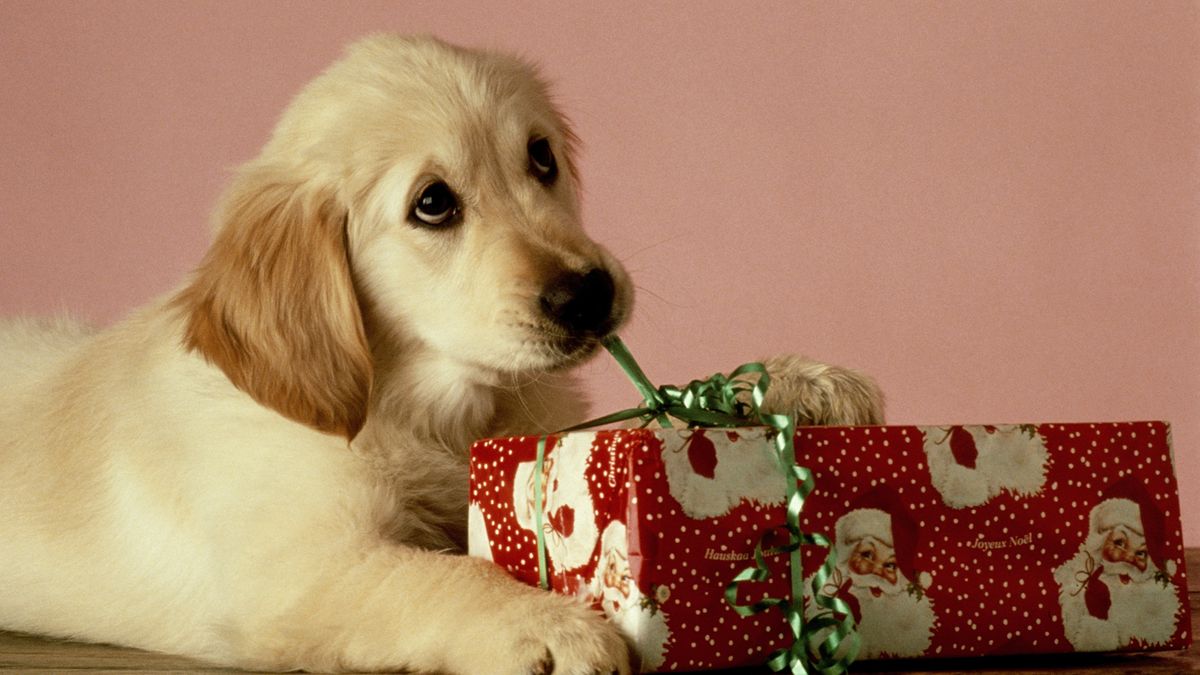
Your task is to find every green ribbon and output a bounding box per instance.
[534,435,550,590]
[531,335,859,674]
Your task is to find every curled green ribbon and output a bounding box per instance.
[532,336,859,674]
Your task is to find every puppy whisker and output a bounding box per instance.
[632,283,687,309]
[617,231,690,263]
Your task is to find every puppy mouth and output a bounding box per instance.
[510,322,611,371]
[536,331,604,367]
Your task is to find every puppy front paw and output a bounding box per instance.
[489,592,631,675]
[756,354,885,426]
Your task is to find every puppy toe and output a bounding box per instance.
[483,591,630,675]
[537,596,631,675]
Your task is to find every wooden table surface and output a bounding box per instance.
[2,550,1196,674]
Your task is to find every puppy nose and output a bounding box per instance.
[540,268,616,335]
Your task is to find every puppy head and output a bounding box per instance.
[174,35,632,438]
[332,36,634,372]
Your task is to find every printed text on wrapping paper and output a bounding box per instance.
[963,533,1034,551]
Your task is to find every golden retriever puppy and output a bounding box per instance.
[0,35,883,673]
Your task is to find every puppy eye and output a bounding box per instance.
[410,181,460,227]
[528,137,558,185]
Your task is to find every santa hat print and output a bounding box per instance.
[836,485,929,588]
[921,425,1048,509]
[1089,475,1176,576]
[947,426,979,469]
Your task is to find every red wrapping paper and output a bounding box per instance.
[468,422,1191,672]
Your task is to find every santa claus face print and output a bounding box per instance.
[517,454,554,525]
[587,520,670,671]
[658,428,786,519]
[847,537,899,587]
[921,425,1048,509]
[1054,492,1182,651]
[600,544,633,610]
[806,551,935,659]
[813,498,936,659]
[511,435,600,572]
[1100,526,1149,575]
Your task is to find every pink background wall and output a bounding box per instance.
[2,2,1197,543]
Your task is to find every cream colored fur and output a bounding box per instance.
[0,35,884,674]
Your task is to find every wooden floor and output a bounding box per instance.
[2,551,1196,674]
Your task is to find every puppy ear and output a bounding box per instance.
[174,164,372,439]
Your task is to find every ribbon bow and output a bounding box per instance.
[1071,551,1112,620]
[535,336,859,674]
[561,336,766,432]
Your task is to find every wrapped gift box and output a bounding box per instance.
[468,422,1191,672]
